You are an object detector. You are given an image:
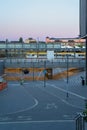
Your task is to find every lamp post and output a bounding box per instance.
[37,37,39,67]
[33,62,34,81]
[66,54,69,98]
[44,61,46,87]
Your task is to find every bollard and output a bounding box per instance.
[82,79,85,86]
[81,76,85,86]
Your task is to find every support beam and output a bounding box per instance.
[86,38,87,85]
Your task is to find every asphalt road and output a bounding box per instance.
[0,120,75,130]
[1,71,87,130]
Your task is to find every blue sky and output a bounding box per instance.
[0,0,79,41]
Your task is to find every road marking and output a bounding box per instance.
[8,83,19,86]
[48,83,86,100]
[0,119,74,124]
[1,98,38,115]
[45,103,57,109]
[10,80,85,101]
[36,71,43,80]
[17,115,32,121]
[36,81,84,109]
[0,117,11,121]
[41,81,86,100]
[2,83,39,115]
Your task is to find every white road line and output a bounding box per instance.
[2,98,38,115]
[8,83,19,86]
[36,81,85,109]
[39,85,83,109]
[39,81,86,100]
[47,83,86,100]
[0,119,74,124]
[36,71,43,80]
[1,83,39,115]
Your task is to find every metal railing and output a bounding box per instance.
[75,113,87,130]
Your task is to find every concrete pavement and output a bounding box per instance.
[46,71,87,109]
[1,71,87,114]
[0,82,38,115]
[0,70,87,130]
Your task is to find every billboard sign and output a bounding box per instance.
[47,50,54,61]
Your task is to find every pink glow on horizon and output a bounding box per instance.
[0,0,79,41]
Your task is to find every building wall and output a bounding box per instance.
[80,0,87,37]
[46,37,55,43]
[24,38,37,43]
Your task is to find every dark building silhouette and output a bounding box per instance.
[80,0,87,84]
[80,0,87,38]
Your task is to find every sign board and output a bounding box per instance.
[43,70,47,75]
[47,50,54,61]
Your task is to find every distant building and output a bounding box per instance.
[45,37,85,46]
[10,41,20,43]
[24,38,37,43]
[0,41,5,43]
[46,37,55,43]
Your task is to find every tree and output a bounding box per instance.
[19,37,23,43]
[5,39,9,43]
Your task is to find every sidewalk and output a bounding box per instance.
[45,71,87,110]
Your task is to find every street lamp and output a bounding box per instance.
[66,54,69,98]
[33,62,35,81]
[43,61,46,87]
[37,37,39,67]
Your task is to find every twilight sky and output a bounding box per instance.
[0,0,79,41]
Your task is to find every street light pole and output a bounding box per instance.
[67,54,69,84]
[85,37,87,85]
[66,54,69,98]
[44,61,46,87]
[33,62,34,81]
[37,37,39,67]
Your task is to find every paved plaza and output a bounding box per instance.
[0,70,87,130]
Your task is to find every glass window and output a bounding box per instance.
[0,44,6,48]
[23,44,31,48]
[47,43,54,48]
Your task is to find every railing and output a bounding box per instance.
[75,113,87,130]
[4,57,85,69]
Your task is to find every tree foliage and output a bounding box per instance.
[19,37,23,43]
